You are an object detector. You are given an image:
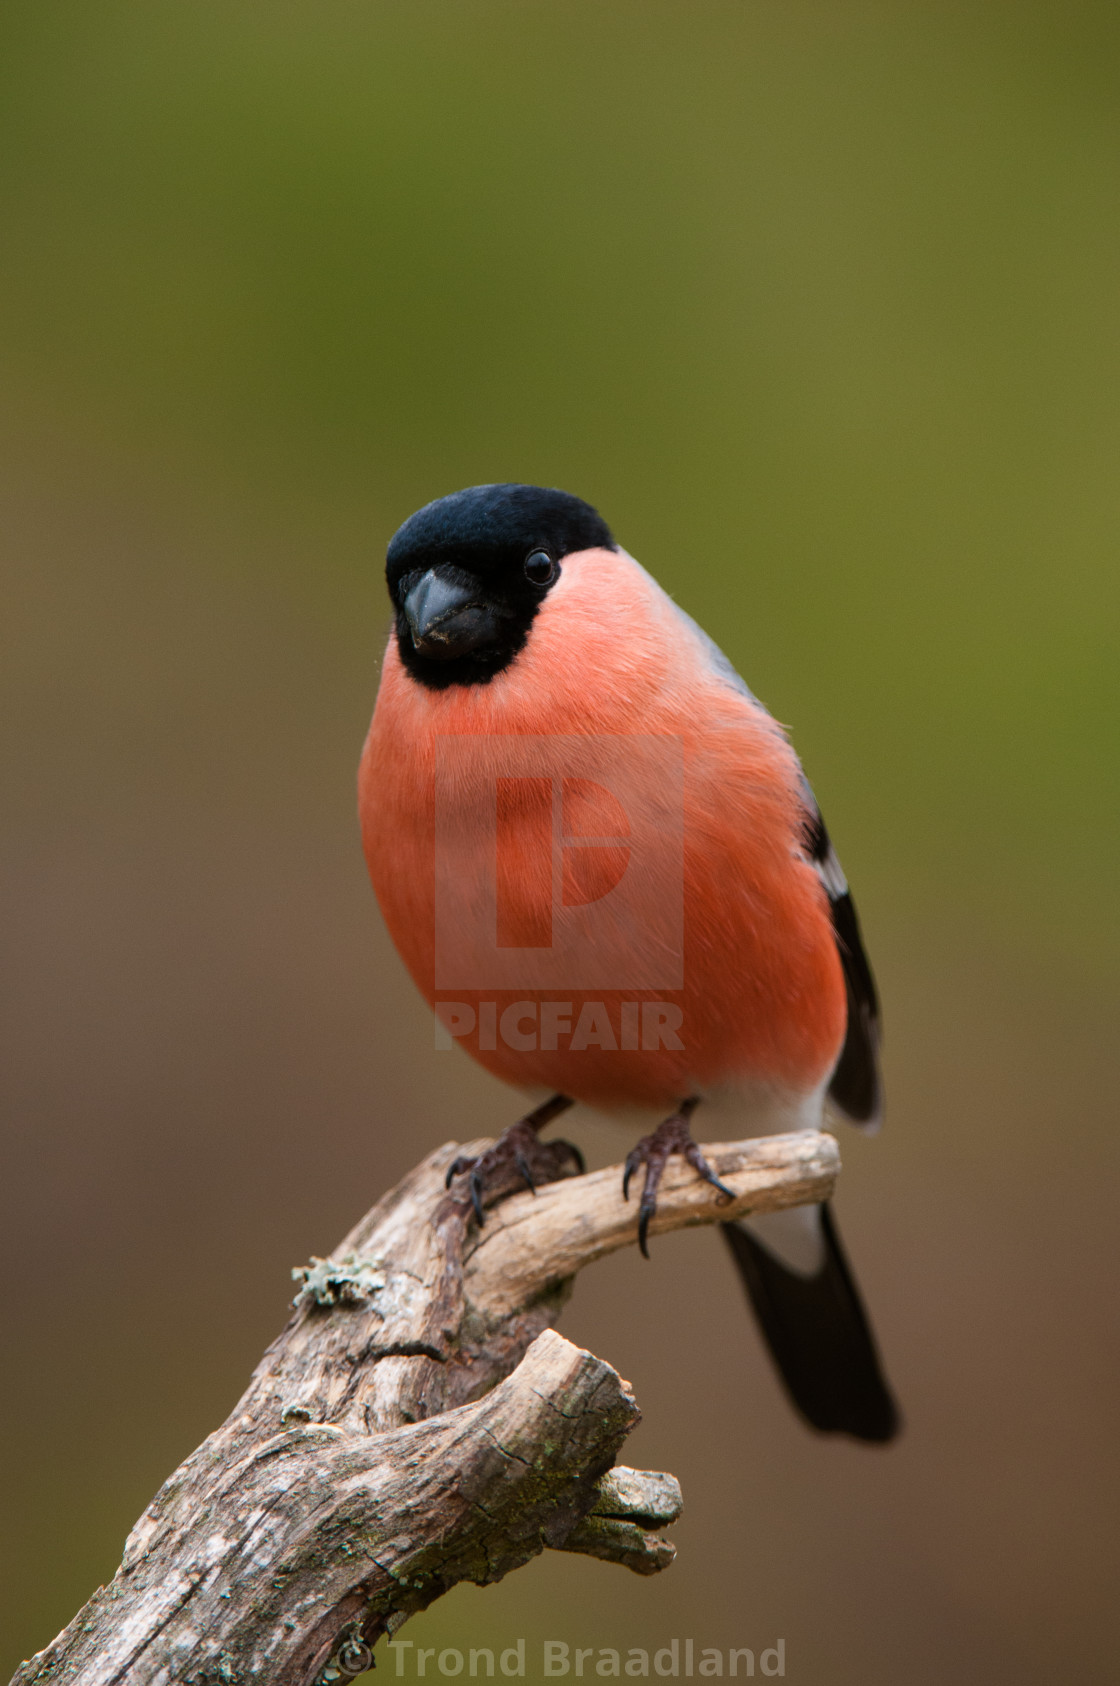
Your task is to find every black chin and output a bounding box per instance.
[394,611,531,689]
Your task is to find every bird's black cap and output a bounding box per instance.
[386,483,615,689]
[386,483,613,590]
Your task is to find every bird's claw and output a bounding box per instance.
[514,1148,538,1194]
[622,1100,733,1257]
[443,1098,581,1227]
[445,1155,471,1189]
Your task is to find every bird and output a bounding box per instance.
[359,482,899,1443]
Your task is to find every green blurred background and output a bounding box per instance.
[2,2,1117,1679]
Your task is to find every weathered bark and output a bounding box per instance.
[11,1129,839,1686]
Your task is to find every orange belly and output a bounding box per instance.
[360,551,846,1112]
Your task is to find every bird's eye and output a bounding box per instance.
[524,549,557,586]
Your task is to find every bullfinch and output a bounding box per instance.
[360,483,899,1443]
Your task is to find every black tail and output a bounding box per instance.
[721,1202,900,1443]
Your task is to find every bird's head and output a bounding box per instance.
[385,483,615,689]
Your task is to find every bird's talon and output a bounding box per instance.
[441,1096,576,1225]
[694,1162,737,1203]
[515,1150,537,1193]
[621,1099,733,1248]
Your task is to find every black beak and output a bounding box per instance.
[402,567,501,660]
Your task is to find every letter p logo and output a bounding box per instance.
[495,775,633,949]
[435,734,683,991]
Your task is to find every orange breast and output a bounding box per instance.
[359,549,846,1110]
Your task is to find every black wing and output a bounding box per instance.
[801,790,882,1128]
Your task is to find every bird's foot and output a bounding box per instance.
[623,1099,735,1257]
[444,1094,582,1225]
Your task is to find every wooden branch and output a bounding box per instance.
[11,1130,839,1686]
[465,1129,840,1318]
